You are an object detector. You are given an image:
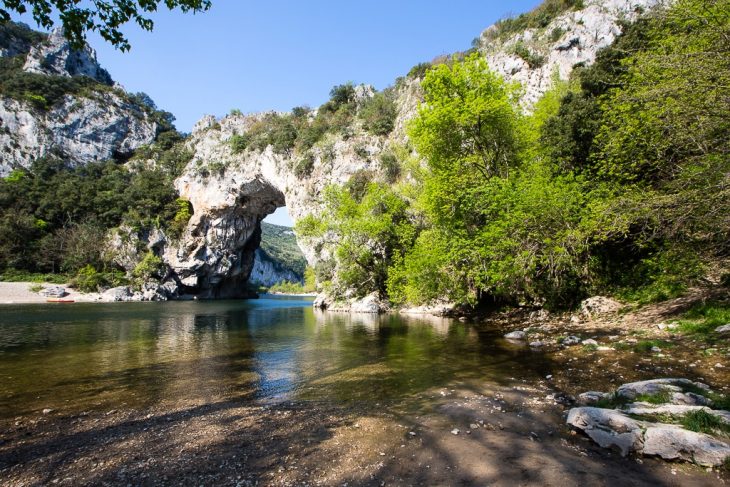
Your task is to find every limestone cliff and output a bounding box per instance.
[0,1,668,300]
[0,24,158,176]
[161,0,666,299]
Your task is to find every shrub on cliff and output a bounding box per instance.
[359,90,397,136]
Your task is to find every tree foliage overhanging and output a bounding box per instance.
[298,0,729,308]
[0,0,211,50]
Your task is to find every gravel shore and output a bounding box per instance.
[0,282,100,304]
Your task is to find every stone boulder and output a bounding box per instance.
[350,292,385,314]
[566,407,644,457]
[616,378,710,402]
[643,425,730,467]
[39,286,67,298]
[625,404,730,424]
[580,296,622,317]
[577,391,609,406]
[504,330,526,340]
[715,324,730,334]
[102,286,134,302]
[567,407,730,466]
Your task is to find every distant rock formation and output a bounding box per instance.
[0,24,158,176]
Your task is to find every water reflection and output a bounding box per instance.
[0,296,549,418]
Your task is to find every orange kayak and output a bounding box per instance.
[46,298,75,303]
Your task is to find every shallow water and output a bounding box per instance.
[0,295,551,418]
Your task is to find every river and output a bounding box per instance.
[0,295,550,419]
[0,295,723,485]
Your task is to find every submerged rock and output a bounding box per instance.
[504,330,526,340]
[560,336,582,346]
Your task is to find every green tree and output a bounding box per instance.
[1,0,212,51]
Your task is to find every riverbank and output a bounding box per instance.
[1,378,726,485]
[0,291,728,485]
[0,281,99,304]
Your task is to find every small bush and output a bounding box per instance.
[293,153,315,179]
[513,42,546,68]
[327,83,356,110]
[407,62,432,79]
[69,265,127,292]
[379,151,401,183]
[549,27,566,42]
[229,133,249,154]
[169,198,193,239]
[354,144,370,160]
[359,90,397,136]
[28,283,44,293]
[133,252,164,280]
[681,410,730,436]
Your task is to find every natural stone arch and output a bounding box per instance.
[162,112,388,299]
[167,174,288,298]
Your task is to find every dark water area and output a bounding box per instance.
[0,295,551,419]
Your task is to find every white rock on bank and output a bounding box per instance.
[566,407,644,457]
[579,296,622,317]
[577,391,609,406]
[504,330,526,340]
[643,425,730,467]
[616,378,710,401]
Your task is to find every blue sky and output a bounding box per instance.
[14,1,542,226]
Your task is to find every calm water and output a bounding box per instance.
[0,295,550,418]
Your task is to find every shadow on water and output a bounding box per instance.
[0,296,717,485]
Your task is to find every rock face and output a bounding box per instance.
[568,379,730,467]
[249,249,302,287]
[0,95,158,175]
[0,25,158,176]
[23,28,112,83]
[161,0,666,301]
[477,0,666,108]
[568,407,730,466]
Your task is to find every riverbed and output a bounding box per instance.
[0,295,726,485]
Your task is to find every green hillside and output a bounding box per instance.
[260,222,307,278]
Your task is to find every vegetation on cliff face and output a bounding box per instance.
[0,128,191,288]
[300,0,729,309]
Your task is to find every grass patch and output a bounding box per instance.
[680,410,730,436]
[675,300,730,343]
[27,283,44,293]
[635,391,672,404]
[633,339,674,353]
[0,269,69,284]
[593,392,631,409]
